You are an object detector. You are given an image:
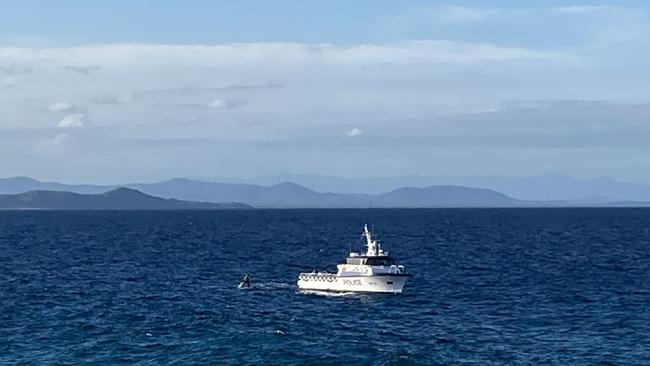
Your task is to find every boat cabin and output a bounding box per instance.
[345,255,396,266]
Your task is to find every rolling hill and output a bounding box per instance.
[0,187,251,210]
[2,176,649,208]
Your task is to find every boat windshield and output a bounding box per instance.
[346,257,365,265]
[364,257,396,266]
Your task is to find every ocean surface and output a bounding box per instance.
[1,209,649,365]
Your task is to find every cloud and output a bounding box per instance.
[173,98,248,110]
[320,40,572,64]
[2,76,15,87]
[0,64,33,75]
[50,133,69,144]
[0,39,647,182]
[207,98,248,109]
[552,5,620,14]
[116,93,132,103]
[438,5,500,22]
[63,65,100,74]
[48,102,74,112]
[58,113,84,128]
[137,83,282,96]
[0,42,574,68]
[208,99,226,109]
[548,5,650,48]
[405,5,502,25]
[329,101,650,149]
[381,4,649,53]
[31,133,69,156]
[346,128,363,137]
[92,92,133,105]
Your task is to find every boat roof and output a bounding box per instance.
[347,254,395,259]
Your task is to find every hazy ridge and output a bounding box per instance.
[0,187,250,210]
[1,176,649,208]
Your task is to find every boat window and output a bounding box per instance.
[346,257,365,265]
[365,257,396,266]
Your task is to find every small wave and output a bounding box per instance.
[296,289,358,297]
[254,282,295,290]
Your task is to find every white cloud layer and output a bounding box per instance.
[0,41,575,68]
[346,128,363,137]
[208,99,226,108]
[2,76,15,86]
[48,101,74,111]
[552,5,619,14]
[58,113,84,128]
[31,133,69,156]
[0,32,649,182]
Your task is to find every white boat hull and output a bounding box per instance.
[297,273,409,294]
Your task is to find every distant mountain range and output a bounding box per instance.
[0,176,649,208]
[133,180,521,207]
[199,173,650,202]
[0,187,251,210]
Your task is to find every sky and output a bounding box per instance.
[2,0,650,184]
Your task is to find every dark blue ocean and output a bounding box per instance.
[1,209,649,365]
